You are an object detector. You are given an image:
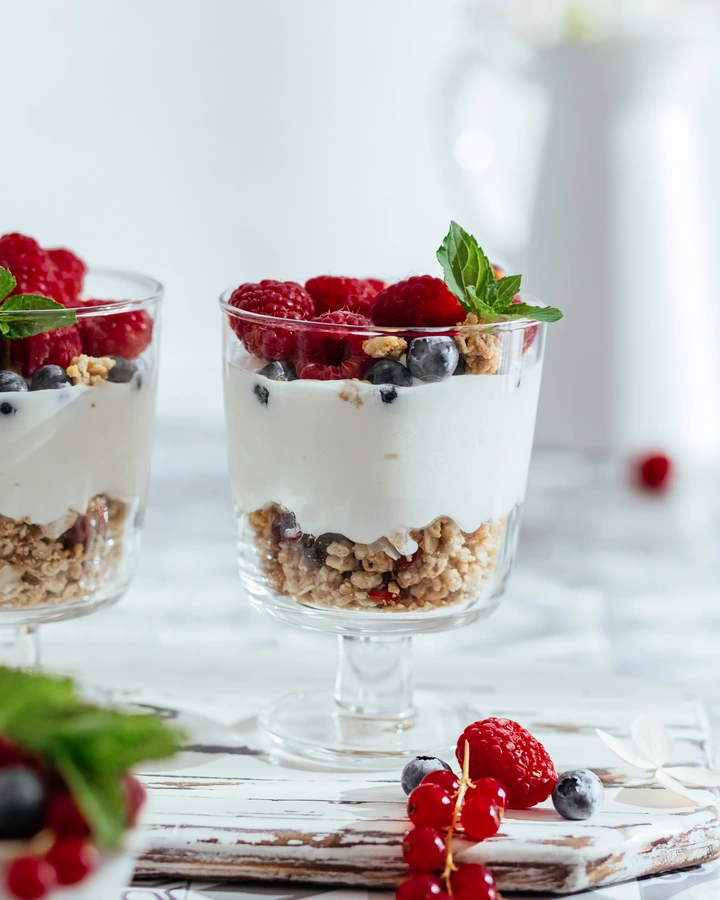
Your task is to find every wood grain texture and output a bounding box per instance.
[128,663,720,894]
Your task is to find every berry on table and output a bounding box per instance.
[46,837,100,886]
[450,863,498,900]
[0,233,54,299]
[457,717,557,808]
[396,871,446,900]
[401,755,453,795]
[47,247,87,307]
[30,365,72,391]
[0,765,46,840]
[373,276,463,327]
[636,453,673,492]
[465,777,508,813]
[76,299,153,359]
[295,310,372,380]
[420,769,459,795]
[229,280,314,361]
[107,357,140,384]
[365,358,412,387]
[406,337,459,383]
[459,795,501,841]
[552,769,604,820]
[259,360,297,382]
[401,826,446,870]
[271,511,303,545]
[407,783,454,829]
[0,371,28,392]
[305,276,380,317]
[11,326,82,378]
[4,856,56,900]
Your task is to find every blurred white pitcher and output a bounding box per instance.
[444,35,720,462]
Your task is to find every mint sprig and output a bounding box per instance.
[0,668,182,849]
[436,222,563,324]
[0,265,77,339]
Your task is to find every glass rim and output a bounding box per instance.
[0,267,164,319]
[218,289,543,333]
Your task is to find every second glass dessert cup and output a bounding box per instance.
[221,298,545,767]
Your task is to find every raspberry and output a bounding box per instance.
[44,793,90,838]
[305,276,380,317]
[123,773,147,827]
[365,278,386,294]
[0,233,54,299]
[396,872,446,900]
[457,718,557,809]
[372,276,463,327]
[407,783,453,829]
[10,326,82,378]
[450,864,498,900]
[636,453,673,492]
[295,310,372,380]
[459,795,501,841]
[47,248,87,307]
[420,770,459,795]
[229,280,314,361]
[401,826,446,871]
[75,299,153,359]
[4,856,55,900]
[465,777,507,813]
[46,838,100,886]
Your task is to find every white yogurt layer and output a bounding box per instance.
[224,355,543,554]
[0,377,155,528]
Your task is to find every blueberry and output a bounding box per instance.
[401,755,453,795]
[253,383,269,405]
[406,337,459,383]
[365,359,412,388]
[380,386,397,404]
[312,532,349,565]
[271,510,303,544]
[107,357,140,384]
[552,769,604,820]
[0,371,28,393]
[30,365,72,391]
[453,354,466,376]
[0,765,46,839]
[0,402,16,416]
[260,361,297,382]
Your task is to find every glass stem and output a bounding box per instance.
[0,626,40,670]
[334,635,415,720]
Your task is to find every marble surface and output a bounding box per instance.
[39,420,720,897]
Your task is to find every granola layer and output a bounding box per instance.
[248,504,505,612]
[0,495,129,609]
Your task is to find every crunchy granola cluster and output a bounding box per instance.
[362,335,408,359]
[67,355,116,386]
[454,314,502,375]
[248,504,505,612]
[0,496,128,609]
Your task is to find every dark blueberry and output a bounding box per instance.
[0,401,16,416]
[406,337,459,383]
[300,533,318,563]
[271,510,303,544]
[107,357,140,384]
[365,359,412,387]
[453,354,467,376]
[259,360,297,382]
[401,756,453,796]
[312,532,349,565]
[380,386,397,404]
[552,769,604,820]
[253,383,269,406]
[0,371,28,393]
[30,365,72,391]
[0,765,46,839]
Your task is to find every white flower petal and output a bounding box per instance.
[596,728,655,769]
[655,768,706,804]
[631,716,673,768]
[663,766,720,787]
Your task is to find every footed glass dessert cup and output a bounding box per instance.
[221,286,547,767]
[0,269,162,668]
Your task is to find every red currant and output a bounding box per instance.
[46,837,101,886]
[5,856,56,900]
[44,792,90,837]
[123,773,147,827]
[401,826,446,870]
[407,783,453,828]
[420,770,460,794]
[450,863,498,900]
[636,453,673,491]
[465,777,508,813]
[460,796,501,841]
[396,871,444,900]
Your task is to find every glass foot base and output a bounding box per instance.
[259,690,469,770]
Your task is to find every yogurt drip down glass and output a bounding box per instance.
[221,294,546,767]
[0,270,163,667]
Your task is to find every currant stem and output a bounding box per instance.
[442,739,475,893]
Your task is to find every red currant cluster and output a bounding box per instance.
[397,742,504,900]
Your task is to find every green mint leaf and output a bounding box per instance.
[493,274,522,310]
[505,302,564,323]
[0,294,78,339]
[436,221,491,311]
[483,279,498,308]
[466,285,500,321]
[0,267,16,303]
